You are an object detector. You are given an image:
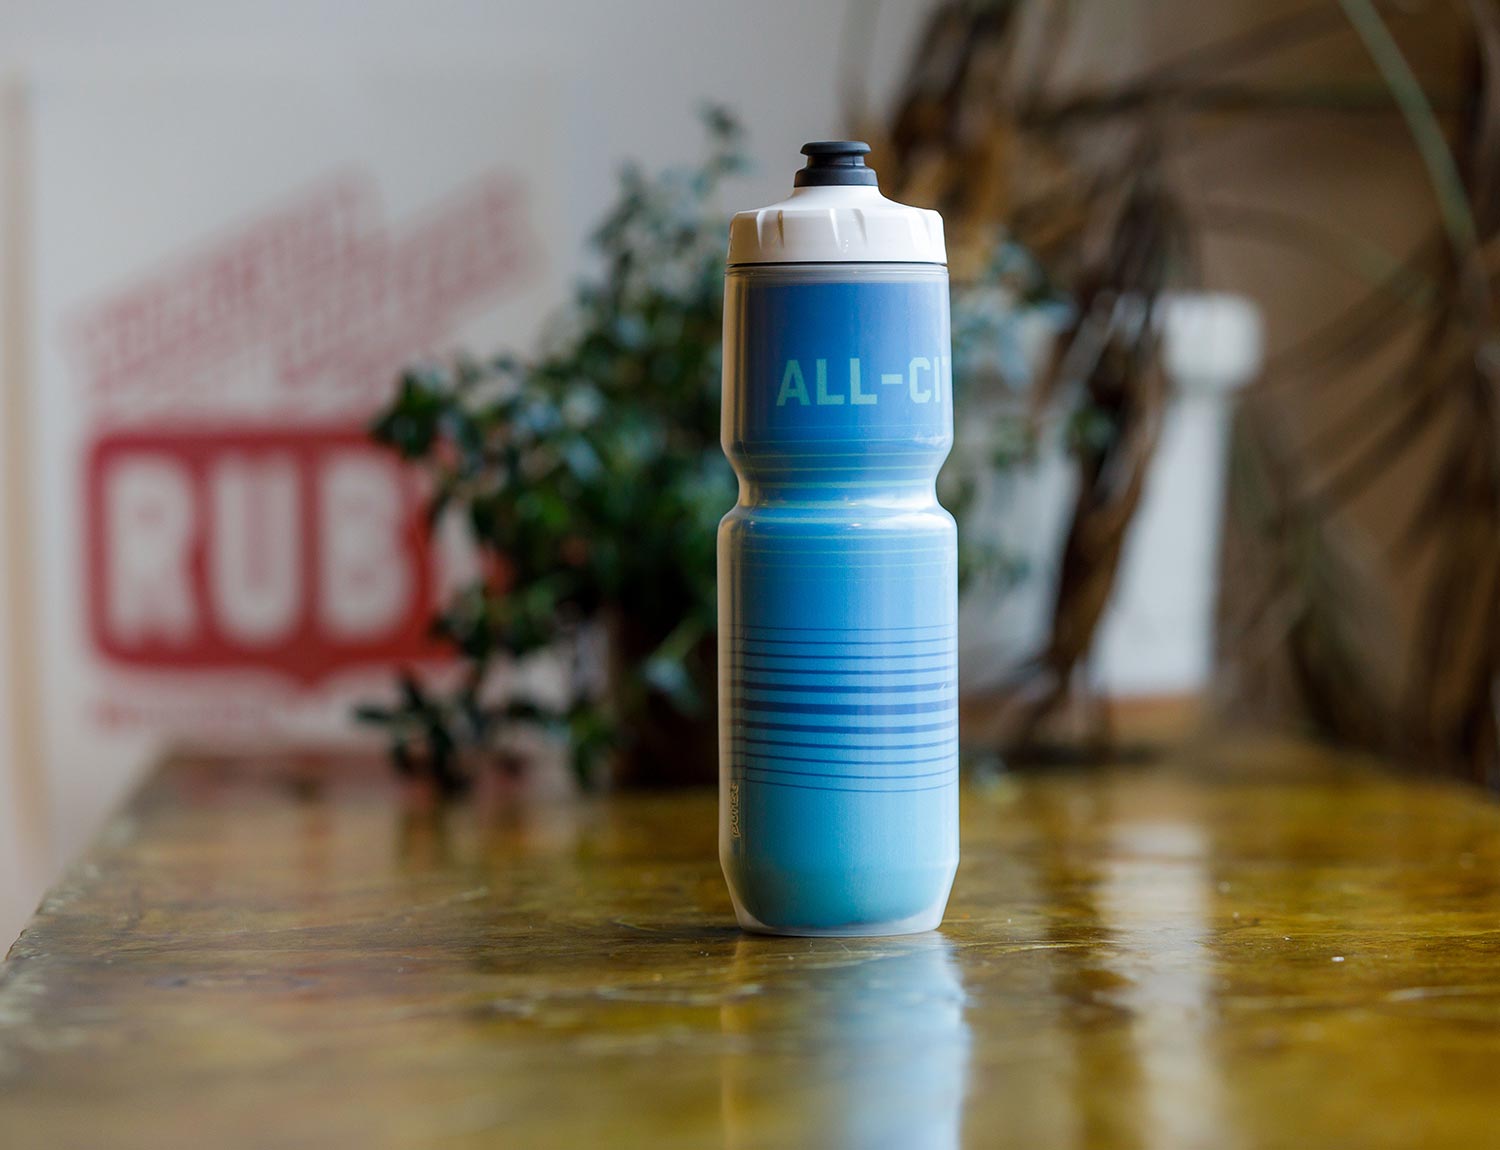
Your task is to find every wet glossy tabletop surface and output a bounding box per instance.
[5,741,1500,1148]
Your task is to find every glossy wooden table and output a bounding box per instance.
[4,741,1500,1148]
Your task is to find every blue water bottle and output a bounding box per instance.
[719,141,957,936]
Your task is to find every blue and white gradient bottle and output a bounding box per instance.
[719,142,957,936]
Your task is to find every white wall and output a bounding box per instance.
[2,0,933,285]
[0,74,47,946]
[0,0,939,945]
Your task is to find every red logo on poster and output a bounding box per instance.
[66,171,536,693]
[86,428,443,683]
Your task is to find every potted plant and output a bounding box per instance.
[360,110,1039,792]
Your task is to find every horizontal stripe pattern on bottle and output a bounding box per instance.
[723,623,957,794]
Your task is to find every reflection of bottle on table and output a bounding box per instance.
[719,934,969,1149]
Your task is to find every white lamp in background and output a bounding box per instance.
[1089,292,1265,699]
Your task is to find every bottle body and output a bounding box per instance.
[718,262,958,936]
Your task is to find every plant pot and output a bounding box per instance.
[605,612,719,788]
[960,293,1263,701]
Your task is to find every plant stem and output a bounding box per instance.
[1338,0,1489,321]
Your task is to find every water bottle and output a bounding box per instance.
[718,141,957,936]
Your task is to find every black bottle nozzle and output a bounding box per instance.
[795,141,878,187]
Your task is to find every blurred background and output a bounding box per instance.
[0,0,1490,943]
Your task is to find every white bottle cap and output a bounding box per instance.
[727,141,946,266]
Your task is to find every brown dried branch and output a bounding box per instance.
[871,0,1500,777]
